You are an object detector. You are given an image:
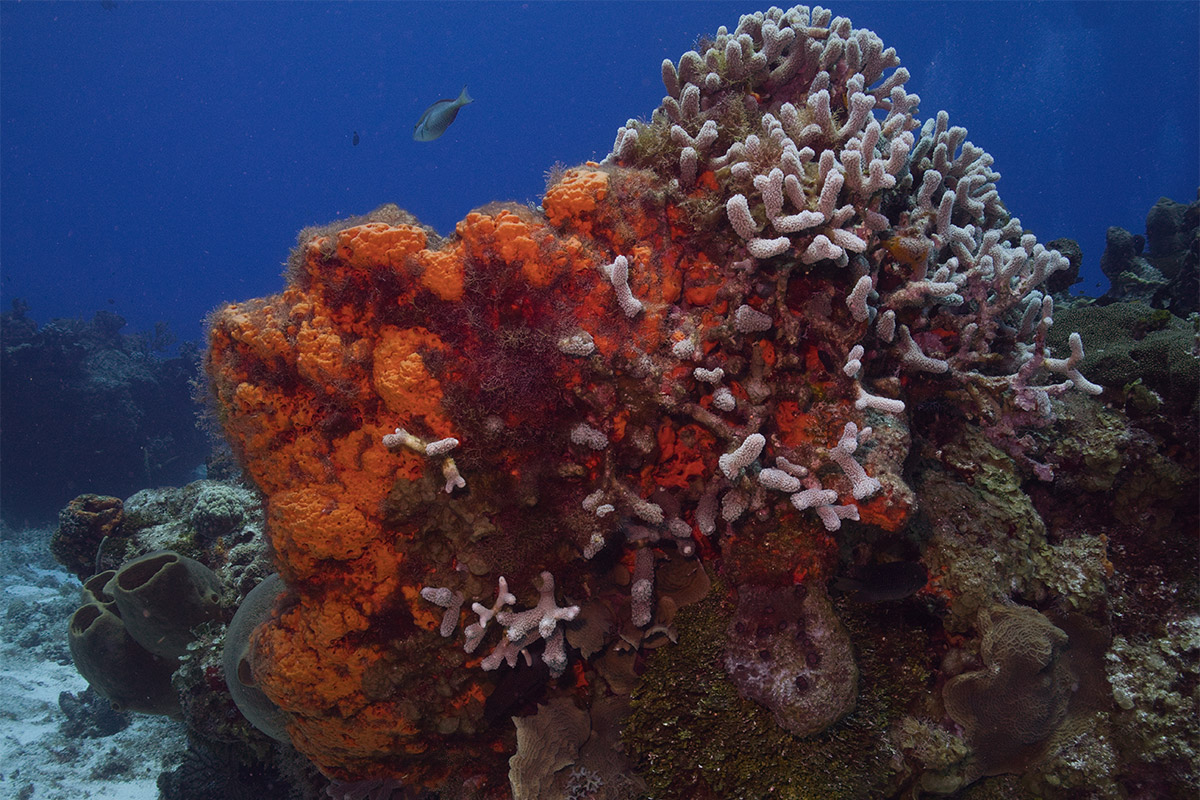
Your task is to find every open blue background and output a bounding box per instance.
[3,1,1197,343]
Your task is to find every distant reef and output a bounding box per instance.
[0,303,210,525]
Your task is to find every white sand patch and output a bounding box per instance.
[0,525,186,800]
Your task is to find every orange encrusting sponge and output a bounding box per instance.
[205,163,900,786]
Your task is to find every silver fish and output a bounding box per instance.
[413,86,473,142]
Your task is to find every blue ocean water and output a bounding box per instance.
[1,1,1198,343]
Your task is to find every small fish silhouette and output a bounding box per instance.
[413,86,472,142]
[832,560,927,603]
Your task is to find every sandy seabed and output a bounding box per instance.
[0,523,187,800]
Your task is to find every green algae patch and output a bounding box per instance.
[624,582,931,799]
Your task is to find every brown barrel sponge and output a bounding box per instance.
[67,600,180,716]
[108,550,225,659]
[81,569,117,605]
[222,573,290,742]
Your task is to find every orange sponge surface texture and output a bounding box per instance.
[205,164,908,785]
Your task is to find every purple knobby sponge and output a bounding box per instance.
[723,583,858,737]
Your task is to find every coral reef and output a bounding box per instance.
[69,4,1185,798]
[51,479,295,772]
[1099,225,1166,305]
[86,478,271,595]
[1105,617,1200,794]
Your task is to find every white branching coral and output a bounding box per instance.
[843,344,865,378]
[712,386,737,411]
[719,433,766,479]
[602,254,644,318]
[726,193,759,240]
[441,459,466,493]
[463,577,516,654]
[614,3,1099,423]
[733,304,773,333]
[846,275,874,323]
[758,467,804,494]
[424,437,459,457]
[898,326,950,374]
[419,586,464,638]
[497,572,580,642]
[493,572,580,676]
[426,573,580,677]
[382,428,424,452]
[790,480,860,532]
[791,486,837,512]
[570,422,609,450]
[1044,332,1103,395]
[384,427,467,493]
[630,547,655,627]
[829,422,882,500]
[672,335,698,361]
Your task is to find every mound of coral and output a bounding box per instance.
[181,5,1198,798]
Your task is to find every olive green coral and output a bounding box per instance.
[1050,302,1198,414]
[943,605,1073,781]
[1105,617,1200,788]
[941,605,1112,788]
[917,430,1052,629]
